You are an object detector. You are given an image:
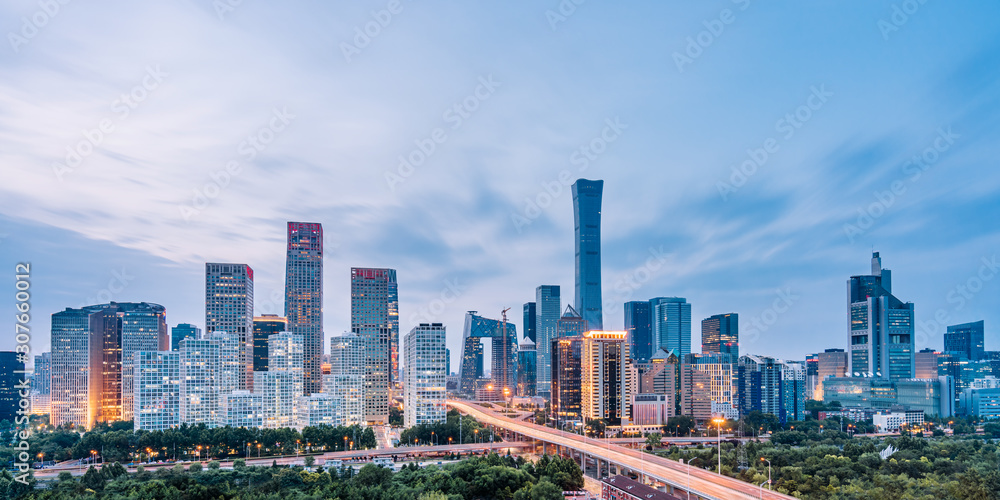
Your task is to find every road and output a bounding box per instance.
[449,400,795,500]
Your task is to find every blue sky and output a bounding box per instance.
[2,1,999,368]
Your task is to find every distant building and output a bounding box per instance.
[701,313,738,358]
[738,355,784,421]
[171,324,201,352]
[822,376,954,417]
[535,285,561,399]
[581,331,629,425]
[31,353,51,415]
[255,332,304,429]
[914,349,942,380]
[352,267,398,425]
[624,301,653,363]
[945,320,985,361]
[847,252,915,380]
[523,302,537,344]
[221,391,265,428]
[679,365,712,422]
[284,222,324,395]
[684,353,738,420]
[322,374,364,426]
[296,393,344,429]
[403,324,447,428]
[631,394,672,426]
[132,351,180,431]
[0,352,25,423]
[873,410,924,433]
[252,315,287,371]
[960,387,1000,419]
[552,336,583,424]
[781,361,808,422]
[517,340,537,397]
[650,298,691,359]
[179,337,219,426]
[458,312,517,398]
[573,178,604,331]
[814,349,848,401]
[205,263,254,390]
[329,333,364,377]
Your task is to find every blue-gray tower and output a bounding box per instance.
[573,179,604,331]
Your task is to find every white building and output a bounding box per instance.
[631,394,671,426]
[222,391,265,428]
[212,331,243,398]
[296,393,344,429]
[255,332,304,428]
[873,410,924,433]
[330,333,365,377]
[581,331,630,425]
[323,374,365,426]
[403,324,447,428]
[179,337,220,426]
[133,351,181,431]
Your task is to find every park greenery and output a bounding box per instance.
[399,410,486,447]
[2,452,583,500]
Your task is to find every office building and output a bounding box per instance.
[639,349,679,395]
[960,386,1000,419]
[517,340,537,397]
[572,178,604,331]
[179,337,219,426]
[535,285,561,399]
[552,336,583,423]
[212,331,243,404]
[651,298,691,359]
[702,313,738,358]
[624,301,653,363]
[171,324,201,352]
[814,349,849,401]
[822,376,954,417]
[0,352,25,423]
[781,361,807,422]
[322,374,365,426]
[132,351,180,431]
[351,267,398,425]
[631,394,673,426]
[523,302,537,344]
[284,222,324,394]
[330,333,365,376]
[847,252,915,380]
[252,315,287,371]
[296,393,344,429]
[683,353,739,420]
[31,352,51,415]
[580,331,629,425]
[679,365,712,422]
[221,391,265,428]
[738,355,784,420]
[458,312,518,398]
[51,305,104,427]
[403,324,448,428]
[205,263,254,390]
[915,349,942,379]
[945,320,985,361]
[254,332,305,429]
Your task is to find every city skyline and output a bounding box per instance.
[3,2,1000,368]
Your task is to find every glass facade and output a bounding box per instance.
[205,263,254,390]
[170,323,201,352]
[701,313,738,358]
[284,222,324,395]
[535,285,560,399]
[523,302,536,343]
[847,252,915,380]
[552,336,583,422]
[0,352,25,423]
[572,179,604,331]
[252,315,287,371]
[650,297,691,358]
[458,312,518,397]
[351,267,398,425]
[945,320,985,361]
[516,342,536,397]
[403,323,447,427]
[624,301,652,363]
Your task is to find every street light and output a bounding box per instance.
[760,457,771,490]
[91,450,97,466]
[344,436,349,451]
[712,418,725,474]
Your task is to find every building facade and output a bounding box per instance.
[650,298,691,359]
[171,324,201,352]
[572,178,604,331]
[517,340,537,397]
[624,301,653,363]
[284,222,324,395]
[403,324,447,428]
[31,352,51,415]
[945,320,985,361]
[132,351,180,431]
[581,331,629,425]
[351,267,398,425]
[847,252,915,380]
[523,302,536,344]
[0,352,25,423]
[252,315,287,371]
[702,313,738,358]
[552,336,583,424]
[535,285,561,399]
[205,263,254,390]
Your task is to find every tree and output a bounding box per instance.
[189,462,203,473]
[666,416,696,437]
[81,465,105,491]
[354,463,393,488]
[645,432,662,450]
[515,479,563,500]
[304,455,316,468]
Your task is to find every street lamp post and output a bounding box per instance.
[712,418,725,474]
[761,457,771,490]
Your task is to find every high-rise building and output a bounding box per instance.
[329,333,365,377]
[651,297,691,358]
[679,365,712,422]
[0,352,25,423]
[205,263,254,390]
[252,315,287,371]
[51,306,103,427]
[296,393,344,429]
[403,324,447,428]
[738,355,785,420]
[552,336,583,423]
[557,305,588,338]
[813,348,848,400]
[322,374,365,426]
[351,267,398,425]
[780,361,807,422]
[179,337,219,426]
[171,324,201,352]
[848,252,915,380]
[31,352,52,415]
[915,349,942,379]
[458,312,518,397]
[284,222,324,395]
[624,301,653,363]
[132,351,180,431]
[254,332,304,429]
[212,331,243,403]
[683,353,739,420]
[517,340,537,397]
[221,391,265,429]
[535,285,561,399]
[523,302,537,344]
[581,331,629,425]
[702,313,738,358]
[573,179,604,331]
[945,320,985,361]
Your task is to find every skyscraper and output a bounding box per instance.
[572,179,604,331]
[552,336,583,422]
[133,351,180,431]
[847,252,915,380]
[651,297,691,358]
[403,323,447,428]
[284,222,324,395]
[580,331,629,425]
[179,336,219,426]
[814,348,848,400]
[557,305,588,338]
[945,320,985,361]
[171,324,201,352]
[458,311,518,397]
[351,267,398,425]
[535,285,560,399]
[252,315,287,371]
[205,263,254,390]
[0,352,25,424]
[517,340,537,397]
[624,301,653,363]
[51,305,104,427]
[31,352,51,415]
[523,302,537,343]
[701,313,738,359]
[329,333,365,377]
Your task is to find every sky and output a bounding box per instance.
[2,1,1000,371]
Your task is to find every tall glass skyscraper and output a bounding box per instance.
[0,352,25,424]
[651,297,691,358]
[624,301,653,363]
[284,222,324,395]
[205,263,254,390]
[535,285,560,399]
[572,179,604,331]
[351,267,398,425]
[252,315,287,371]
[701,313,738,359]
[945,320,985,361]
[523,302,537,343]
[847,252,915,380]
